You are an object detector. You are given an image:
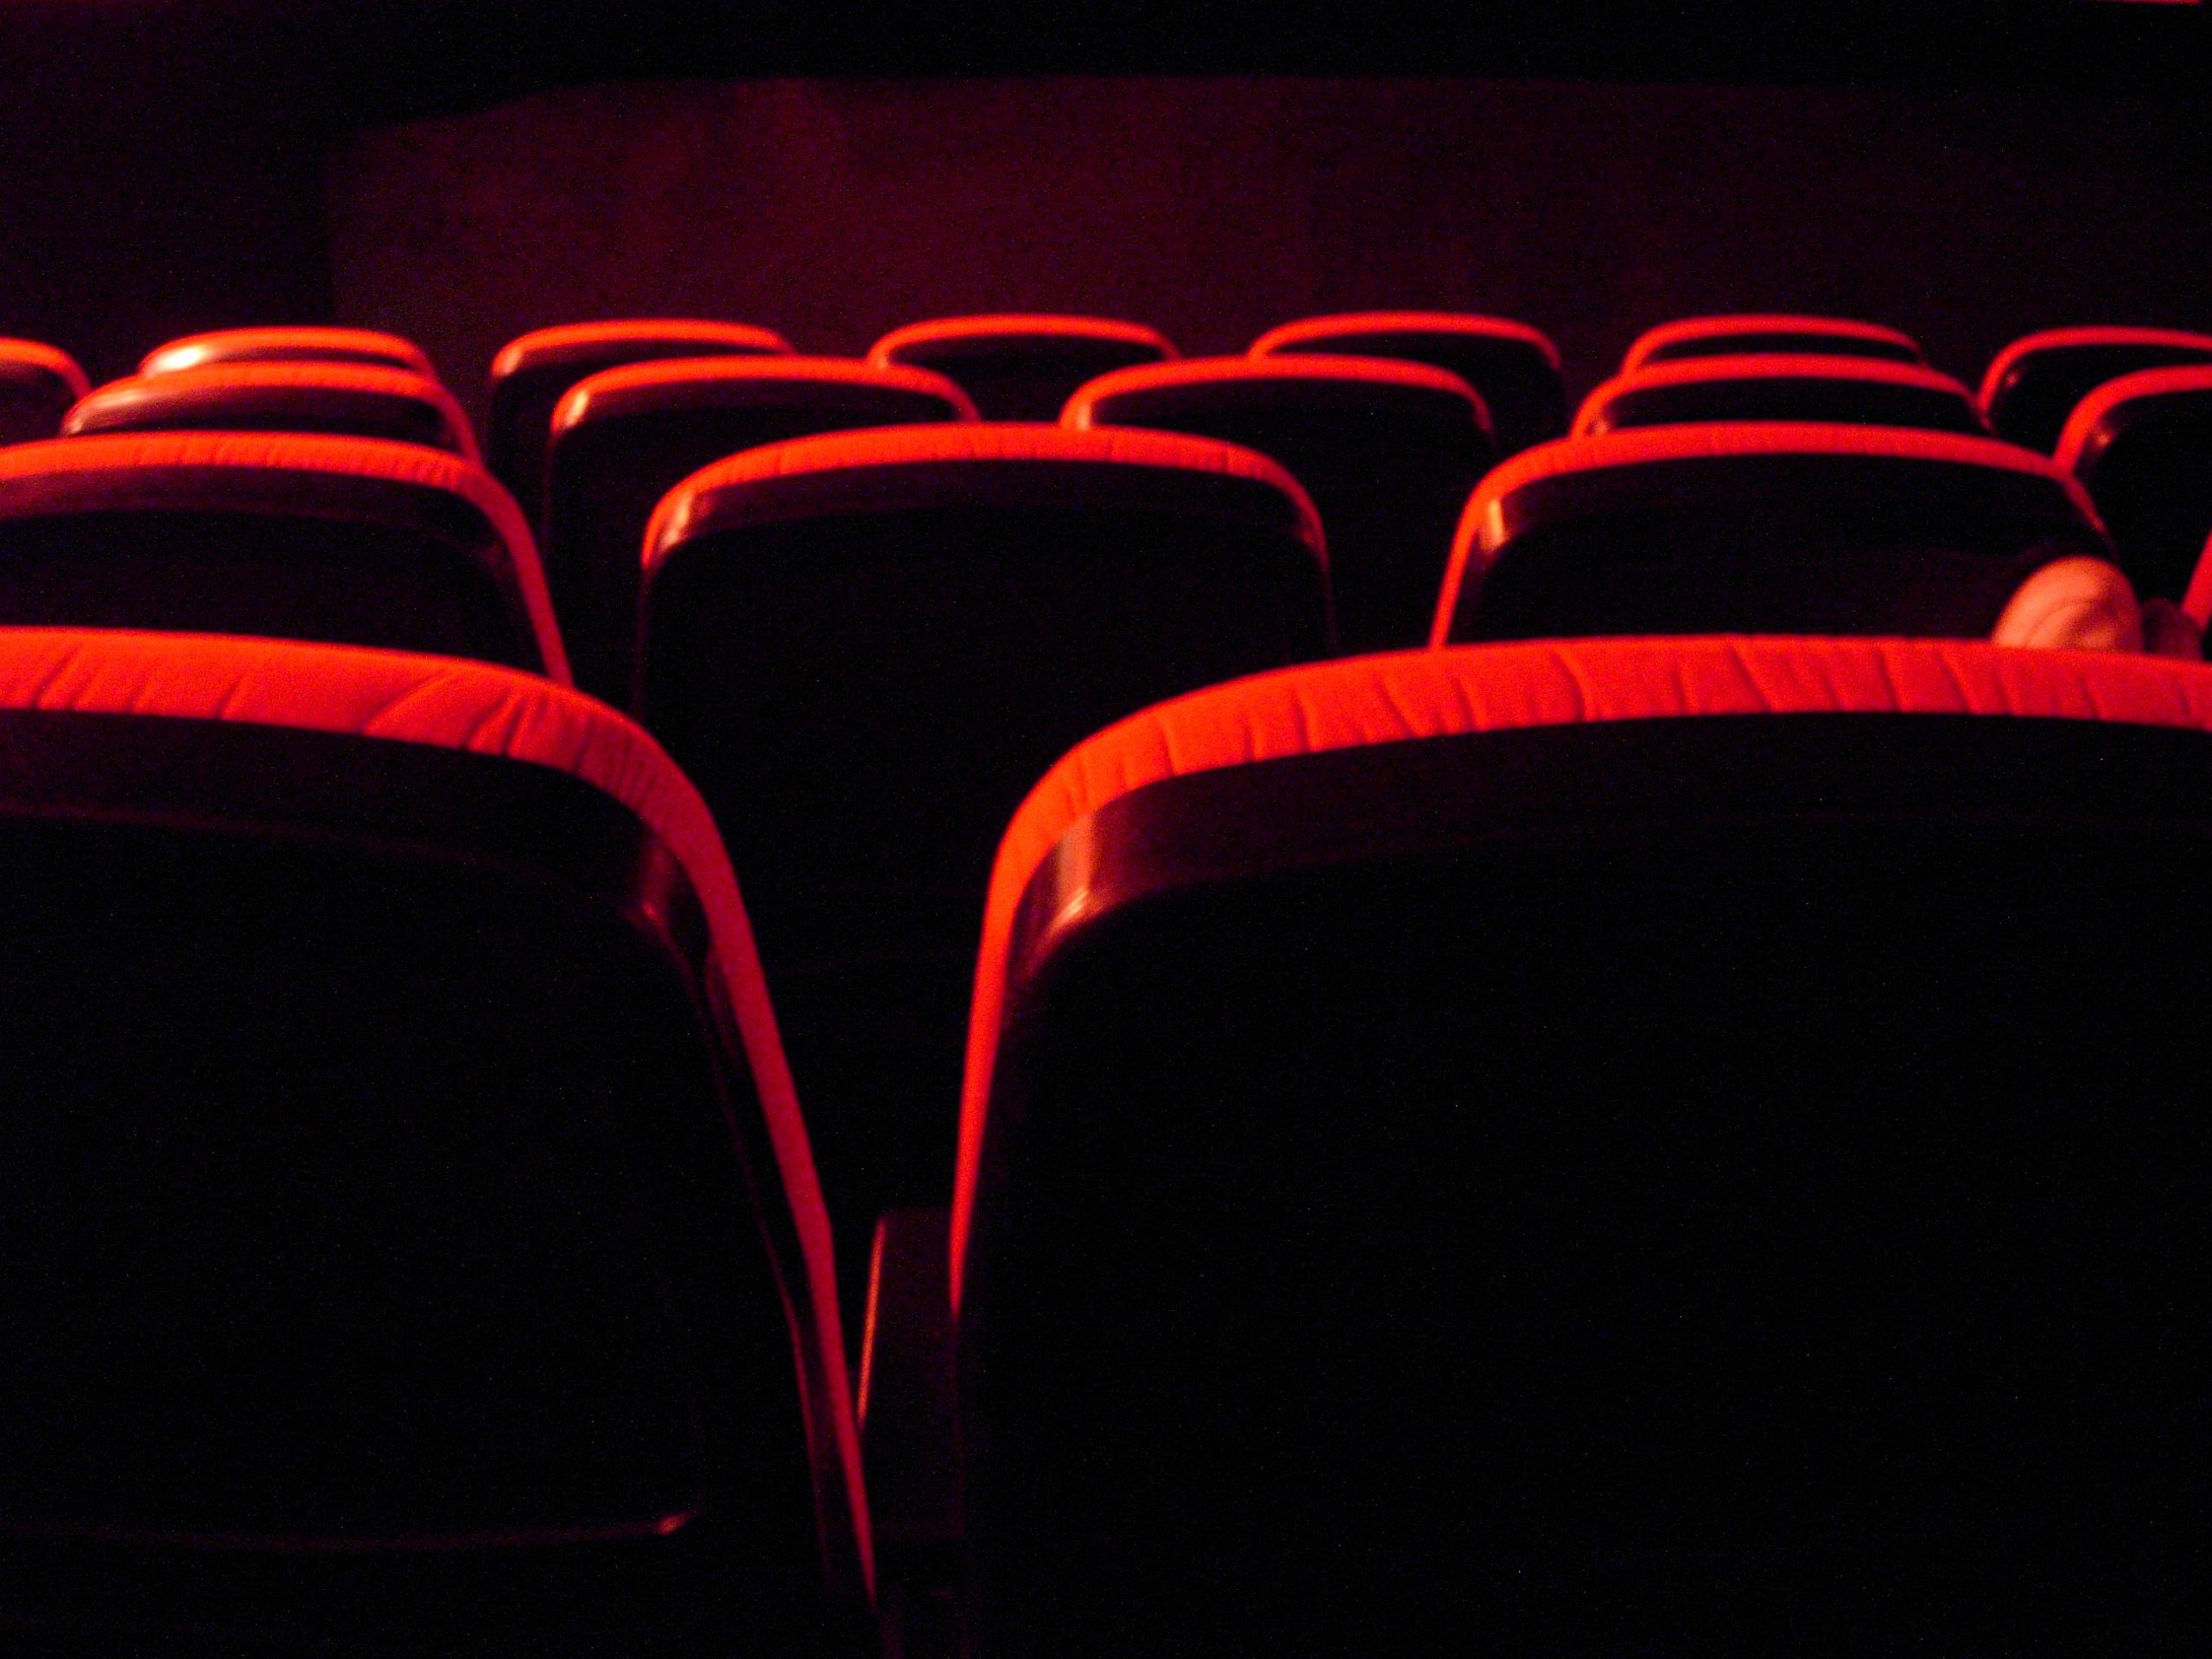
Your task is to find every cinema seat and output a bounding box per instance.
[1980,327,2212,454]
[0,433,566,677]
[1248,311,1567,455]
[140,326,437,380]
[867,315,1175,421]
[638,423,1329,1274]
[1573,354,1986,437]
[0,627,867,1655]
[486,320,794,529]
[64,363,480,460]
[2056,366,2212,604]
[1435,424,2130,649]
[942,634,2212,1659]
[1066,355,1492,652]
[0,339,90,446]
[1622,313,1924,372]
[544,356,976,703]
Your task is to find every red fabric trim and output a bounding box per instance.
[491,321,793,382]
[0,433,566,684]
[2055,364,2212,473]
[141,328,435,381]
[67,364,480,463]
[1,338,91,403]
[552,355,979,435]
[1978,327,2212,415]
[868,315,1177,365]
[2181,531,2212,627]
[1249,312,1560,370]
[1062,353,1489,429]
[952,634,2212,1302]
[0,625,868,1593]
[641,420,1325,573]
[1573,353,1978,437]
[1432,423,2098,648]
[1623,315,1922,373]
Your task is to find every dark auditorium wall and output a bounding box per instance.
[327,77,2212,416]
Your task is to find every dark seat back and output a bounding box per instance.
[957,636,2212,1659]
[486,321,792,530]
[140,327,437,380]
[0,340,90,447]
[66,364,480,460]
[868,315,1175,421]
[0,628,866,1656]
[1067,355,1493,652]
[2057,365,2212,603]
[1980,327,2212,454]
[638,423,1329,1259]
[1576,353,1985,436]
[1624,313,1923,372]
[1249,311,1567,455]
[544,357,975,702]
[1436,423,2117,645]
[0,433,566,677]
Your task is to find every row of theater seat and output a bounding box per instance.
[3,312,2212,1652]
[3,625,2212,1655]
[0,315,2207,1262]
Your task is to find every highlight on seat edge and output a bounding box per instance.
[3,1,2209,1655]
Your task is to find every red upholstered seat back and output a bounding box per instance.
[1981,327,2212,454]
[1434,423,2114,646]
[0,629,866,1652]
[0,339,91,447]
[639,422,1328,1281]
[67,363,480,460]
[1623,313,1924,372]
[0,433,567,677]
[869,315,1176,421]
[1574,353,1986,437]
[957,636,2212,1659]
[2057,365,2212,604]
[1067,354,1493,652]
[486,319,793,531]
[543,355,976,702]
[140,327,438,381]
[1249,311,1567,455]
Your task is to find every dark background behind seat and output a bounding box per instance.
[0,4,2206,410]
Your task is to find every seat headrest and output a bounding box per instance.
[141,327,435,381]
[1065,353,1493,439]
[0,338,92,405]
[1624,315,1923,372]
[952,632,2212,1299]
[1249,312,1560,368]
[0,432,567,683]
[643,421,1325,573]
[66,363,480,461]
[2055,364,2212,475]
[1573,354,1982,437]
[1979,327,2212,416]
[868,315,1177,365]
[490,320,793,381]
[552,355,978,435]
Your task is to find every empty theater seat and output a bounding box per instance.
[2056,366,2212,604]
[64,363,480,460]
[0,628,866,1655]
[1622,314,1924,372]
[1248,311,1567,456]
[1573,354,1986,436]
[0,339,90,446]
[1066,355,1492,652]
[486,320,794,529]
[140,326,437,381]
[543,356,976,703]
[638,423,1330,1272]
[947,635,2212,1659]
[867,315,1176,421]
[1435,423,2130,648]
[1980,327,2212,454]
[0,433,565,676]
